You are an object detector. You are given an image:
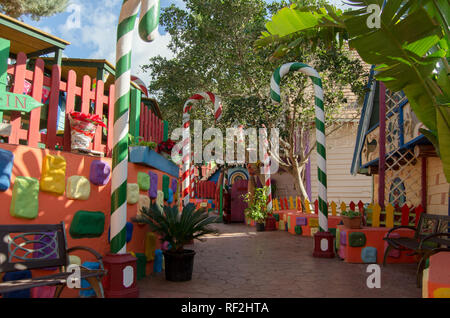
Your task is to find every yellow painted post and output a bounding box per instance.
[304,198,311,214]
[274,199,279,211]
[331,201,337,216]
[340,202,347,215]
[385,203,394,228]
[289,196,294,210]
[372,203,381,227]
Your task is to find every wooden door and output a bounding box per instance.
[230,179,248,222]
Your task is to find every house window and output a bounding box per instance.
[389,177,406,206]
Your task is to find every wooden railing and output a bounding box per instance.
[3,50,164,156]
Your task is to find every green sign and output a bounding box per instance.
[0,92,43,112]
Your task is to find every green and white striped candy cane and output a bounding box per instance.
[270,62,328,232]
[111,0,160,254]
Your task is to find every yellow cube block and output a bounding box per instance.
[278,220,285,230]
[310,227,319,236]
[127,183,139,204]
[434,288,450,298]
[145,232,157,261]
[137,194,150,215]
[40,154,66,195]
[156,190,164,208]
[66,176,90,200]
[69,255,81,266]
[309,218,319,228]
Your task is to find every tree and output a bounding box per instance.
[142,0,368,203]
[0,0,68,21]
[256,0,450,184]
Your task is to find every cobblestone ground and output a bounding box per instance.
[138,223,421,298]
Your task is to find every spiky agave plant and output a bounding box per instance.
[132,203,219,252]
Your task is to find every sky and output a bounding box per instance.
[21,0,350,86]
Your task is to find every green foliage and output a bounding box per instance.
[341,209,361,218]
[259,0,450,182]
[128,134,157,150]
[132,202,219,252]
[0,0,68,20]
[242,186,271,223]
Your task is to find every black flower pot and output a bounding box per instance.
[163,249,196,282]
[256,222,265,232]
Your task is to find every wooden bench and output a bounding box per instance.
[0,222,107,298]
[383,213,450,287]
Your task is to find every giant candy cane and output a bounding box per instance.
[111,0,160,254]
[182,92,222,206]
[270,62,328,232]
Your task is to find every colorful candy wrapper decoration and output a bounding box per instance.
[68,111,106,151]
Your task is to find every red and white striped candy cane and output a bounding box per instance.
[182,92,222,206]
[260,127,272,213]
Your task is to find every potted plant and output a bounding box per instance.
[132,202,219,282]
[242,186,271,232]
[341,209,362,229]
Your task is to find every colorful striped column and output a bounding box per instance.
[260,126,273,213]
[111,0,160,254]
[182,92,222,206]
[270,62,328,232]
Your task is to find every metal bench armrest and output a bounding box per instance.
[385,226,417,239]
[419,233,450,250]
[67,246,104,270]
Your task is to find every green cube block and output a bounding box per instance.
[274,214,280,221]
[162,175,170,200]
[135,252,147,280]
[348,232,366,247]
[329,228,337,237]
[10,176,39,219]
[137,172,150,191]
[70,211,105,239]
[294,225,302,235]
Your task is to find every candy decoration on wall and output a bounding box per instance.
[271,62,327,232]
[260,126,273,213]
[182,92,222,206]
[111,0,160,254]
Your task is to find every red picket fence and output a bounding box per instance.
[6,52,114,156]
[195,180,216,199]
[139,103,164,144]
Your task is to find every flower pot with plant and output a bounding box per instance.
[341,210,362,229]
[242,186,271,232]
[132,202,218,281]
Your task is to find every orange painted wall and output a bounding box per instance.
[0,144,177,297]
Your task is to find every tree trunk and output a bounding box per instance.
[291,163,309,207]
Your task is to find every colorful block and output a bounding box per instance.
[127,183,139,204]
[145,232,157,261]
[310,227,319,236]
[79,261,100,297]
[148,171,158,199]
[137,194,150,215]
[287,216,291,229]
[294,225,302,235]
[361,246,377,263]
[434,288,450,298]
[135,253,147,280]
[340,230,347,246]
[308,218,319,228]
[296,217,307,226]
[154,249,163,273]
[137,172,150,191]
[168,188,174,204]
[0,148,14,191]
[66,176,90,200]
[70,211,105,239]
[384,232,400,258]
[40,154,66,194]
[274,214,280,221]
[2,270,32,298]
[278,220,285,230]
[162,175,170,200]
[336,228,340,250]
[10,176,39,219]
[126,222,133,243]
[171,178,177,194]
[69,255,81,265]
[156,190,164,208]
[348,232,366,247]
[89,160,111,185]
[338,244,346,260]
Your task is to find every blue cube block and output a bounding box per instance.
[2,270,32,298]
[0,148,14,191]
[154,249,163,273]
[80,261,100,297]
[126,222,133,243]
[361,246,378,264]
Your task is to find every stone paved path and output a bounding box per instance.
[138,223,421,298]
